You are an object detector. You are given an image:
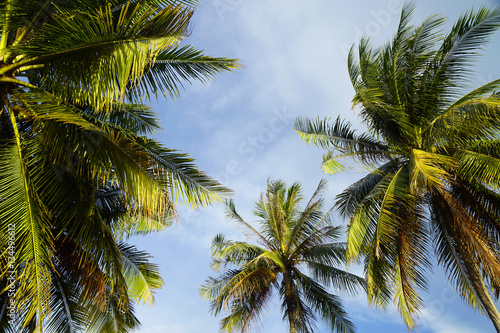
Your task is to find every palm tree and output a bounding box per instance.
[0,0,239,331]
[201,179,365,333]
[295,3,500,331]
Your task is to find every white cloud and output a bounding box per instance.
[420,309,479,333]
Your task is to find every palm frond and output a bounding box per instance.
[10,4,190,109]
[296,271,355,333]
[335,160,399,219]
[439,6,500,86]
[295,116,390,165]
[409,149,456,193]
[429,188,484,310]
[128,45,241,101]
[130,136,232,207]
[285,179,327,255]
[0,114,53,329]
[344,171,394,261]
[455,149,500,189]
[118,243,163,305]
[306,260,366,297]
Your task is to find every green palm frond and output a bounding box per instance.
[305,260,366,297]
[302,242,346,267]
[409,149,456,193]
[451,181,500,245]
[0,128,53,330]
[295,116,390,164]
[225,199,274,250]
[289,226,341,262]
[456,149,500,188]
[335,160,399,219]
[211,235,266,271]
[285,179,328,253]
[83,103,163,136]
[219,283,273,333]
[465,139,500,158]
[113,212,174,240]
[363,249,394,310]
[429,188,484,309]
[118,243,163,305]
[128,45,241,101]
[423,95,500,148]
[373,167,407,257]
[370,165,432,326]
[26,97,226,211]
[296,271,355,333]
[392,202,430,330]
[439,7,500,85]
[5,2,240,110]
[14,4,190,109]
[84,290,140,333]
[344,171,394,261]
[44,269,84,333]
[130,136,232,207]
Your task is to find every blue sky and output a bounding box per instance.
[130,0,500,332]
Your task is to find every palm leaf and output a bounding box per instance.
[118,243,163,305]
[296,271,355,333]
[0,109,53,330]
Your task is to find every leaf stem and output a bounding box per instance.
[0,0,12,52]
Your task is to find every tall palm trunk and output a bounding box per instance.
[284,270,296,333]
[456,240,500,332]
[288,315,296,333]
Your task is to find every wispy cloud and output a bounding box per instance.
[420,309,480,333]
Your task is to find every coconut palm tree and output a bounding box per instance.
[0,0,239,331]
[201,179,365,333]
[295,3,500,331]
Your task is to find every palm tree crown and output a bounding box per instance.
[295,3,500,331]
[0,0,239,331]
[201,179,365,333]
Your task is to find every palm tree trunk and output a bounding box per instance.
[456,243,500,332]
[288,316,296,333]
[284,271,296,333]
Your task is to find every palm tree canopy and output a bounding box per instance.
[0,0,240,331]
[295,3,500,330]
[201,179,365,333]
